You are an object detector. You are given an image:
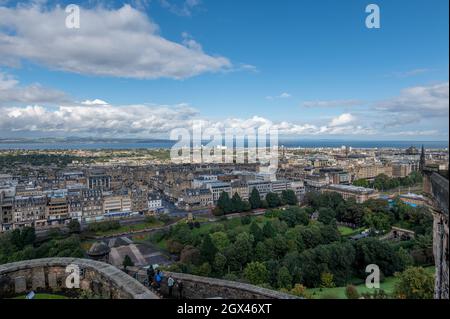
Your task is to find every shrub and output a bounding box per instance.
[240,215,252,225]
[345,285,360,299]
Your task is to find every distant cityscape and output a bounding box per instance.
[0,142,448,299]
[1,143,447,231]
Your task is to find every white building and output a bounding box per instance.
[205,181,232,202]
[247,180,272,199]
[192,175,218,188]
[103,192,131,213]
[148,193,163,212]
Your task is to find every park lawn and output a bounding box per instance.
[338,226,365,237]
[95,220,164,237]
[13,293,68,299]
[309,266,435,299]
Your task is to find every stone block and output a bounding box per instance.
[14,276,27,294]
[31,268,46,290]
[48,272,58,289]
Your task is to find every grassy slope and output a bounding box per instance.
[309,266,435,299]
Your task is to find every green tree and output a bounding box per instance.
[227,232,254,270]
[200,234,218,264]
[279,207,309,227]
[249,222,263,243]
[217,191,233,214]
[244,261,269,285]
[353,179,370,188]
[231,193,244,213]
[249,188,262,209]
[394,267,434,299]
[10,227,36,250]
[353,238,406,277]
[281,189,298,205]
[277,266,293,289]
[122,255,134,270]
[266,192,281,208]
[213,252,227,276]
[240,215,252,225]
[254,241,271,262]
[299,241,355,287]
[318,207,336,225]
[68,219,81,234]
[210,232,230,252]
[195,262,212,277]
[362,209,392,232]
[320,272,335,288]
[262,221,276,238]
[242,200,252,211]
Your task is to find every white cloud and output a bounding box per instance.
[0,4,231,79]
[81,99,109,106]
[375,82,449,117]
[0,102,375,138]
[266,92,292,100]
[329,113,356,127]
[159,0,201,17]
[302,99,362,108]
[0,103,200,135]
[0,72,68,105]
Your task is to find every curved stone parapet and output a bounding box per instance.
[0,258,159,299]
[159,271,299,299]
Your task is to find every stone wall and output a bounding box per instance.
[430,172,449,216]
[0,258,159,299]
[424,171,449,299]
[158,271,299,299]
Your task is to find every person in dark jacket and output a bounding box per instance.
[146,265,155,287]
[177,280,184,299]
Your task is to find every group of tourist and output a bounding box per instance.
[146,265,183,298]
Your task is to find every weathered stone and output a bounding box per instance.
[48,272,58,289]
[14,276,26,294]
[157,271,299,299]
[32,267,46,290]
[424,171,449,299]
[0,258,158,299]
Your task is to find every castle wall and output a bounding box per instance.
[158,271,299,299]
[425,172,449,299]
[0,258,158,299]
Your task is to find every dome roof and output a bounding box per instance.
[87,241,111,257]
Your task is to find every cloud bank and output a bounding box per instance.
[0,4,231,79]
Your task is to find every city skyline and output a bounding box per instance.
[0,0,448,141]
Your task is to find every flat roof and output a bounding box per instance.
[327,184,376,194]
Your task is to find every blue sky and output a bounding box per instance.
[0,0,448,140]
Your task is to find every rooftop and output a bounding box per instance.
[327,184,376,194]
